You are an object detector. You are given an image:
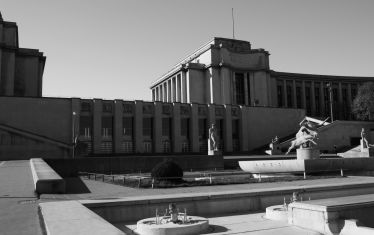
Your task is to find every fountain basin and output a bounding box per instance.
[265,205,288,221]
[136,216,209,235]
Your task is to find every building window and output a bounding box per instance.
[123,117,133,137]
[314,85,320,116]
[143,117,153,137]
[342,87,349,119]
[324,87,330,116]
[102,117,113,138]
[234,73,245,105]
[79,116,92,138]
[296,87,302,108]
[181,118,190,138]
[162,118,172,137]
[81,102,91,112]
[277,82,283,107]
[351,84,358,101]
[305,85,311,115]
[286,81,293,108]
[198,119,207,140]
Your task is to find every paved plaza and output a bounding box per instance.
[2,160,374,234]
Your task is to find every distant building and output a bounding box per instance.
[0,13,373,160]
[0,13,45,97]
[150,37,374,120]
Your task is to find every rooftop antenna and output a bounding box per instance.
[232,8,235,39]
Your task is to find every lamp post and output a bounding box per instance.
[326,82,334,122]
[72,112,76,159]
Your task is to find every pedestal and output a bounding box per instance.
[296,148,320,160]
[266,143,282,155]
[208,139,221,155]
[361,139,368,152]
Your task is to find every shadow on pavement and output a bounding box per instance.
[64,177,91,194]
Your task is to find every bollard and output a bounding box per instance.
[258,174,261,182]
[341,168,344,177]
[209,175,212,184]
[303,171,306,180]
[152,178,155,189]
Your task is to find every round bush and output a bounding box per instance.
[151,159,183,182]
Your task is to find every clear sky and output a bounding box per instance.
[2,0,374,101]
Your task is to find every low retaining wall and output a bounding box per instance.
[288,194,374,235]
[46,155,223,177]
[39,201,125,235]
[81,181,374,223]
[30,158,65,194]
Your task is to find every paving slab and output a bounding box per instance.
[0,161,42,235]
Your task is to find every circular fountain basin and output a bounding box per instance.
[136,216,209,235]
[265,205,288,221]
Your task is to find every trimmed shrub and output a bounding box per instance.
[151,159,183,182]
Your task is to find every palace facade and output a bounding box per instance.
[0,13,373,160]
[150,37,374,120]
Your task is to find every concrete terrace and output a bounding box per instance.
[3,160,374,234]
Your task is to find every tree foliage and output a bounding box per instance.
[352,82,374,121]
[151,159,183,182]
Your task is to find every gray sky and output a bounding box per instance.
[2,0,374,100]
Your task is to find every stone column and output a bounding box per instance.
[338,82,343,120]
[163,83,167,102]
[93,99,103,154]
[172,103,181,152]
[186,72,191,103]
[113,100,123,154]
[181,72,187,103]
[240,106,249,151]
[171,77,176,102]
[134,100,143,153]
[232,73,237,105]
[176,75,181,102]
[167,80,171,102]
[153,102,162,153]
[244,75,249,106]
[224,105,233,152]
[207,104,215,126]
[283,80,287,108]
[190,103,199,152]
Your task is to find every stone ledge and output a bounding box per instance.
[39,201,125,235]
[288,194,374,235]
[30,158,65,194]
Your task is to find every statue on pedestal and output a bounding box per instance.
[285,118,329,155]
[361,128,374,150]
[209,124,218,151]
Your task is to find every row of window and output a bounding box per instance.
[78,117,240,141]
[276,80,358,119]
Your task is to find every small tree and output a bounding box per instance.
[151,159,183,182]
[352,82,374,121]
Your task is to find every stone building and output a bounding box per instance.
[0,13,373,160]
[150,37,374,120]
[0,12,46,97]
